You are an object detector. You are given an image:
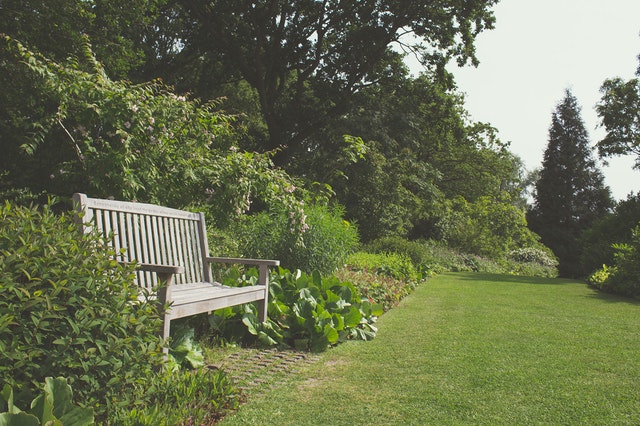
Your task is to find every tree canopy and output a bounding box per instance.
[1,0,554,260]
[596,53,640,169]
[130,0,499,166]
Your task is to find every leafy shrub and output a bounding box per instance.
[1,377,94,426]
[345,251,420,282]
[208,267,383,352]
[363,236,434,274]
[591,225,640,298]
[587,265,613,290]
[580,193,640,276]
[3,36,305,238]
[0,202,165,420]
[435,196,542,260]
[233,204,359,275]
[501,260,558,278]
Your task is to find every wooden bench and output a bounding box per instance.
[72,193,279,346]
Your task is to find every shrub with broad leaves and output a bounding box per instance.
[208,267,383,352]
[0,201,165,420]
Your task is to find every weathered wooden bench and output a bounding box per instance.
[73,193,279,346]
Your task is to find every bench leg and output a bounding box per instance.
[258,264,270,323]
[156,273,174,357]
[257,298,268,323]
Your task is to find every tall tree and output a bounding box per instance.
[528,90,613,277]
[137,0,498,166]
[596,53,640,168]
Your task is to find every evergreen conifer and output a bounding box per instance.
[528,90,613,277]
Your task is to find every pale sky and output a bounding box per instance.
[448,0,640,200]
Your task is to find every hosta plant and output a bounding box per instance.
[208,267,383,352]
[0,377,94,426]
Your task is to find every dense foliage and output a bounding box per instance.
[528,90,613,278]
[208,268,383,352]
[435,195,546,260]
[0,36,304,232]
[130,1,498,162]
[0,202,164,419]
[588,225,640,298]
[232,203,359,275]
[0,2,531,251]
[579,193,640,275]
[337,251,421,312]
[596,53,640,169]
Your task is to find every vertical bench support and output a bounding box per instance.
[257,263,270,323]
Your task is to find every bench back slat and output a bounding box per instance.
[73,193,209,289]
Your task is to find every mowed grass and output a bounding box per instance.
[219,273,640,425]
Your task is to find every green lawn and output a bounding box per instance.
[219,273,640,425]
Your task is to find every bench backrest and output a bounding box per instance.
[73,193,210,289]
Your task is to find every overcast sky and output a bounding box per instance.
[445,0,640,200]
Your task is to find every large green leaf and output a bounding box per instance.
[0,385,19,415]
[169,327,204,369]
[0,412,40,426]
[343,306,363,328]
[324,324,339,344]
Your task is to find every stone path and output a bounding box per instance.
[213,348,321,393]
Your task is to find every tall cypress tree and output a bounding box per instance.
[528,89,613,277]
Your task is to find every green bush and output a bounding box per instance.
[363,236,434,274]
[364,238,476,274]
[364,238,558,277]
[435,196,542,260]
[591,225,640,298]
[345,251,420,282]
[587,265,613,290]
[233,204,359,275]
[580,193,640,276]
[0,202,165,420]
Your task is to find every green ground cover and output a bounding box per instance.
[219,272,640,425]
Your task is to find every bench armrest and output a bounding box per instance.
[205,257,280,267]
